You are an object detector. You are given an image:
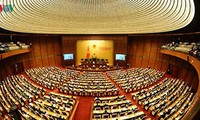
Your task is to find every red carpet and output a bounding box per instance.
[73,96,94,120]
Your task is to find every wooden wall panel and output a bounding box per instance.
[54,38,61,55]
[169,56,176,65]
[175,58,184,77]
[179,63,189,80]
[191,75,199,92]
[29,59,36,68]
[35,58,43,67]
[33,38,42,57]
[42,56,49,67]
[55,55,62,66]
[0,62,7,79]
[22,54,30,69]
[149,60,155,68]
[0,35,61,78]
[47,38,54,54]
[143,39,151,58]
[48,56,56,66]
[141,58,149,68]
[5,59,12,75]
[160,61,169,72]
[40,39,48,56]
[186,72,195,85]
[135,57,142,68]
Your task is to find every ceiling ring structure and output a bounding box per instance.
[0,0,195,34]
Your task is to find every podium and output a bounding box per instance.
[80,58,108,68]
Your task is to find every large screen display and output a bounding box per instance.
[63,53,74,60]
[115,54,126,60]
[115,54,125,60]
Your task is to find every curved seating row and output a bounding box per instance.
[25,66,79,90]
[59,72,119,96]
[18,92,77,120]
[0,75,45,113]
[106,67,164,93]
[0,73,78,119]
[92,95,148,120]
[131,78,195,120]
[25,67,119,96]
[18,92,78,120]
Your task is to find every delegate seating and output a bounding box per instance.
[107,67,164,93]
[0,75,45,113]
[92,95,147,120]
[0,66,196,120]
[63,68,81,80]
[161,41,200,60]
[25,66,79,90]
[0,41,30,54]
[58,72,119,96]
[131,78,195,120]
[19,92,78,120]
[0,103,4,117]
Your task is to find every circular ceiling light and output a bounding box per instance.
[0,0,195,34]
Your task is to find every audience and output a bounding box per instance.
[107,67,164,93]
[0,66,196,120]
[92,95,147,120]
[132,78,195,120]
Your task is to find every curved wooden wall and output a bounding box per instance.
[127,35,199,92]
[0,35,62,78]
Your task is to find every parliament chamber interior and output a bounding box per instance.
[0,0,200,120]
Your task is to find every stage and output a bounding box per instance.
[65,65,122,72]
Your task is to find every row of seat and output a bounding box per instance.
[161,41,200,60]
[106,67,164,93]
[25,67,67,89]
[25,66,164,97]
[18,92,77,120]
[131,78,195,120]
[0,41,30,54]
[92,95,148,120]
[25,67,80,90]
[25,67,120,96]
[132,78,170,102]
[0,75,46,114]
[58,72,119,96]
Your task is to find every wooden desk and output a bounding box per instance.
[92,111,144,120]
[21,107,45,120]
[93,105,137,114]
[80,59,108,68]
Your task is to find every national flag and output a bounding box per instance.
[86,46,90,58]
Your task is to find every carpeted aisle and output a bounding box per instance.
[106,75,155,120]
[73,96,94,120]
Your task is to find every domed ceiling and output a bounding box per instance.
[0,0,195,34]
